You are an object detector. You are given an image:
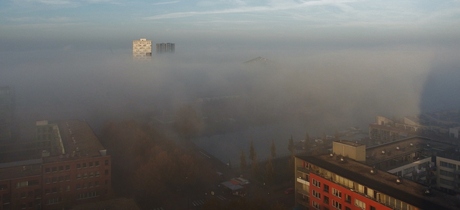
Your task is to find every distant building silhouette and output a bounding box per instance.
[156,43,175,54]
[0,86,14,143]
[132,38,152,60]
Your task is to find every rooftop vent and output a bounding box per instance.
[396,176,402,184]
[396,146,400,150]
[381,150,385,154]
[410,143,413,146]
[370,166,377,175]
[329,153,334,157]
[424,187,433,196]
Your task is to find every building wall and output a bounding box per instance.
[0,175,42,210]
[42,156,111,210]
[309,173,391,210]
[332,141,366,162]
[132,38,152,59]
[436,156,460,193]
[387,157,431,179]
[295,157,421,210]
[376,116,393,126]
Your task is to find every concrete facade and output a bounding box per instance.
[132,38,152,60]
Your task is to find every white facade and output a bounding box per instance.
[133,38,152,59]
[436,156,460,192]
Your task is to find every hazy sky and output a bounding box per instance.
[1,0,460,161]
[1,0,460,51]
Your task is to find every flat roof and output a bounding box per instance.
[334,140,364,147]
[438,148,460,161]
[365,137,452,166]
[44,120,106,163]
[297,154,459,210]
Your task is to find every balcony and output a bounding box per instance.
[297,177,309,185]
[296,167,311,174]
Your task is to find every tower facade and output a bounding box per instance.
[132,38,152,60]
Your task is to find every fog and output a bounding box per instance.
[1,35,460,163]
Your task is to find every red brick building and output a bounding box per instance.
[295,141,460,210]
[0,120,111,210]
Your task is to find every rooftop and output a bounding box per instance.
[44,120,106,163]
[335,140,364,147]
[438,148,460,161]
[365,137,452,167]
[297,154,460,210]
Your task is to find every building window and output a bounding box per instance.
[312,179,321,188]
[77,174,81,179]
[76,184,81,190]
[440,178,454,186]
[440,161,456,169]
[370,206,376,210]
[332,200,342,210]
[312,190,321,199]
[52,167,57,172]
[58,166,64,171]
[77,164,81,169]
[65,175,70,181]
[105,169,109,175]
[345,194,351,203]
[16,181,28,188]
[29,180,39,186]
[83,163,87,168]
[96,171,100,177]
[105,160,109,165]
[95,161,100,166]
[45,168,50,173]
[355,198,366,210]
[312,201,320,210]
[345,207,351,210]
[332,188,341,198]
[324,196,329,204]
[440,169,455,177]
[65,165,70,170]
[324,184,329,193]
[89,162,93,167]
